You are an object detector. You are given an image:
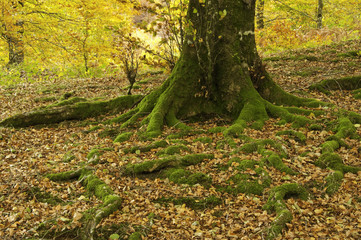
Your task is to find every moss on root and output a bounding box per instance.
[262,151,297,175]
[165,168,212,187]
[113,132,133,143]
[222,159,271,195]
[309,75,361,93]
[239,139,287,158]
[46,168,122,240]
[123,140,168,154]
[124,154,213,175]
[276,130,306,143]
[0,95,142,128]
[128,232,142,240]
[263,183,308,240]
[156,144,190,156]
[315,153,361,194]
[325,170,344,195]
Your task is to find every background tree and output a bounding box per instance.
[317,0,324,29]
[256,0,265,29]
[1,0,25,67]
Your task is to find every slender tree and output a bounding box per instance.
[317,0,323,29]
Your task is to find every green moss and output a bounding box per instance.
[27,187,64,205]
[263,153,297,175]
[87,149,101,162]
[335,117,356,139]
[239,139,287,158]
[124,154,213,176]
[85,125,102,133]
[224,160,271,195]
[208,126,226,133]
[125,157,178,175]
[276,130,306,143]
[46,170,82,181]
[193,136,212,144]
[250,120,264,130]
[0,95,142,128]
[309,124,323,131]
[124,140,169,154]
[325,170,343,195]
[180,154,214,166]
[348,111,361,124]
[309,75,361,92]
[284,107,323,117]
[266,103,311,127]
[321,140,339,153]
[169,139,188,145]
[166,131,189,139]
[49,97,87,108]
[167,168,188,183]
[114,132,133,143]
[263,183,308,240]
[315,153,344,171]
[156,145,190,156]
[63,151,76,162]
[128,232,142,240]
[187,172,212,187]
[276,119,287,126]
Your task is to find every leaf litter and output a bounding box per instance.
[0,40,361,239]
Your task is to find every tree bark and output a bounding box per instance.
[256,0,265,29]
[120,0,321,137]
[4,1,25,67]
[317,0,323,29]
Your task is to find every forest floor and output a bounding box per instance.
[1,39,361,240]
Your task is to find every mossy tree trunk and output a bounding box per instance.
[123,0,320,137]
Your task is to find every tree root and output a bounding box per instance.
[46,168,122,240]
[263,183,309,240]
[224,158,271,195]
[315,116,361,194]
[0,95,142,128]
[236,138,297,175]
[124,154,214,175]
[309,75,361,94]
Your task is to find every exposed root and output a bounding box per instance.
[46,168,122,240]
[0,95,142,128]
[224,158,271,195]
[124,154,214,175]
[263,183,309,240]
[309,75,361,94]
[237,138,296,175]
[315,116,361,194]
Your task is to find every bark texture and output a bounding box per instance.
[120,0,323,137]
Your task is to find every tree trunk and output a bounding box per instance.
[256,0,265,29]
[5,1,25,67]
[317,0,323,29]
[121,0,321,137]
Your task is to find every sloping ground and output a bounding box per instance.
[0,40,361,239]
